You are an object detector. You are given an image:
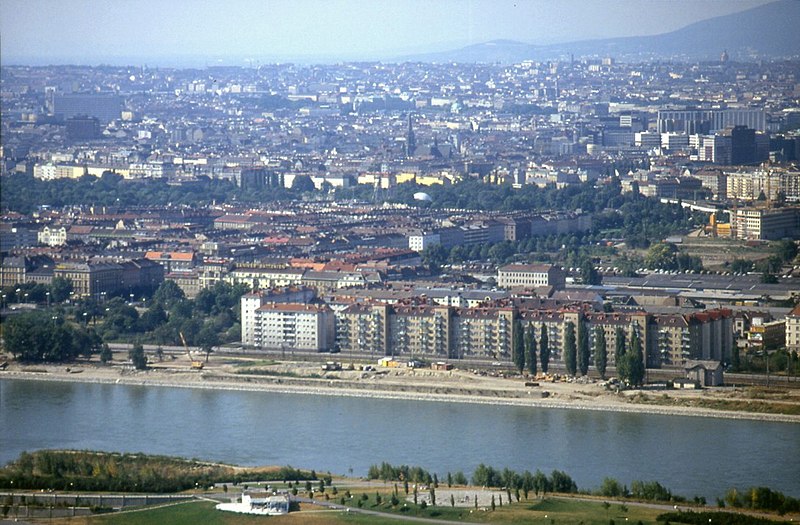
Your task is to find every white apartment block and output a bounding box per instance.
[241,293,334,351]
[731,206,800,240]
[497,263,566,289]
[408,232,440,251]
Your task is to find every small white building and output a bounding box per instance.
[216,493,290,515]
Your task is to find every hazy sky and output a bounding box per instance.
[0,0,775,65]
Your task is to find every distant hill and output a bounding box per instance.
[399,0,800,63]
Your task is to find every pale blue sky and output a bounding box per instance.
[0,0,774,65]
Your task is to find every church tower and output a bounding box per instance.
[405,114,416,158]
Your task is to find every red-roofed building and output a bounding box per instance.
[145,251,197,273]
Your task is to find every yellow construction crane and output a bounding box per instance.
[179,331,204,370]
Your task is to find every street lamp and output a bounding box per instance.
[46,291,50,307]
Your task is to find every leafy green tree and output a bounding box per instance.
[599,477,625,497]
[540,325,550,373]
[3,312,84,362]
[580,259,601,285]
[761,272,778,284]
[129,343,147,370]
[623,329,645,386]
[196,325,220,362]
[564,321,577,376]
[630,480,672,501]
[730,258,754,274]
[521,471,533,499]
[594,326,608,379]
[676,253,703,272]
[532,470,550,497]
[488,242,514,263]
[774,239,798,263]
[644,242,678,271]
[291,175,316,192]
[614,327,626,367]
[577,322,590,376]
[525,324,537,376]
[453,471,468,485]
[550,470,577,493]
[138,303,167,332]
[756,255,783,274]
[152,280,186,309]
[49,277,73,303]
[99,343,113,363]
[421,244,448,272]
[472,464,502,487]
[513,318,525,373]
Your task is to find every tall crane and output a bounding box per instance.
[179,331,204,370]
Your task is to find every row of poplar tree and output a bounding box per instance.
[512,321,645,386]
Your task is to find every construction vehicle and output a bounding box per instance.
[179,331,204,370]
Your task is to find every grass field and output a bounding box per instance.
[52,496,673,524]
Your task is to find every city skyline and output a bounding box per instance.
[1,0,775,66]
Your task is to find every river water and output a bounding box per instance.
[1,378,798,499]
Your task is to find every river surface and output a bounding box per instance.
[1,378,798,499]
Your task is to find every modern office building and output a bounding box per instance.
[730,206,800,240]
[53,94,122,123]
[658,109,766,134]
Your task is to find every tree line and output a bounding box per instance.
[2,310,105,362]
[0,450,316,493]
[369,460,799,514]
[512,320,644,386]
[2,280,249,364]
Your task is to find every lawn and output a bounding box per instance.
[58,500,342,525]
[48,495,792,524]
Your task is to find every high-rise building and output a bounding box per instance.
[65,116,100,141]
[730,125,756,165]
[699,135,732,164]
[53,94,122,123]
[658,109,766,134]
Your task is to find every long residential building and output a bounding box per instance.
[730,206,800,240]
[242,293,734,370]
[497,263,566,289]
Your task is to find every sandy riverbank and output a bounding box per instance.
[2,355,799,423]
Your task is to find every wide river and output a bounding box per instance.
[1,378,798,499]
